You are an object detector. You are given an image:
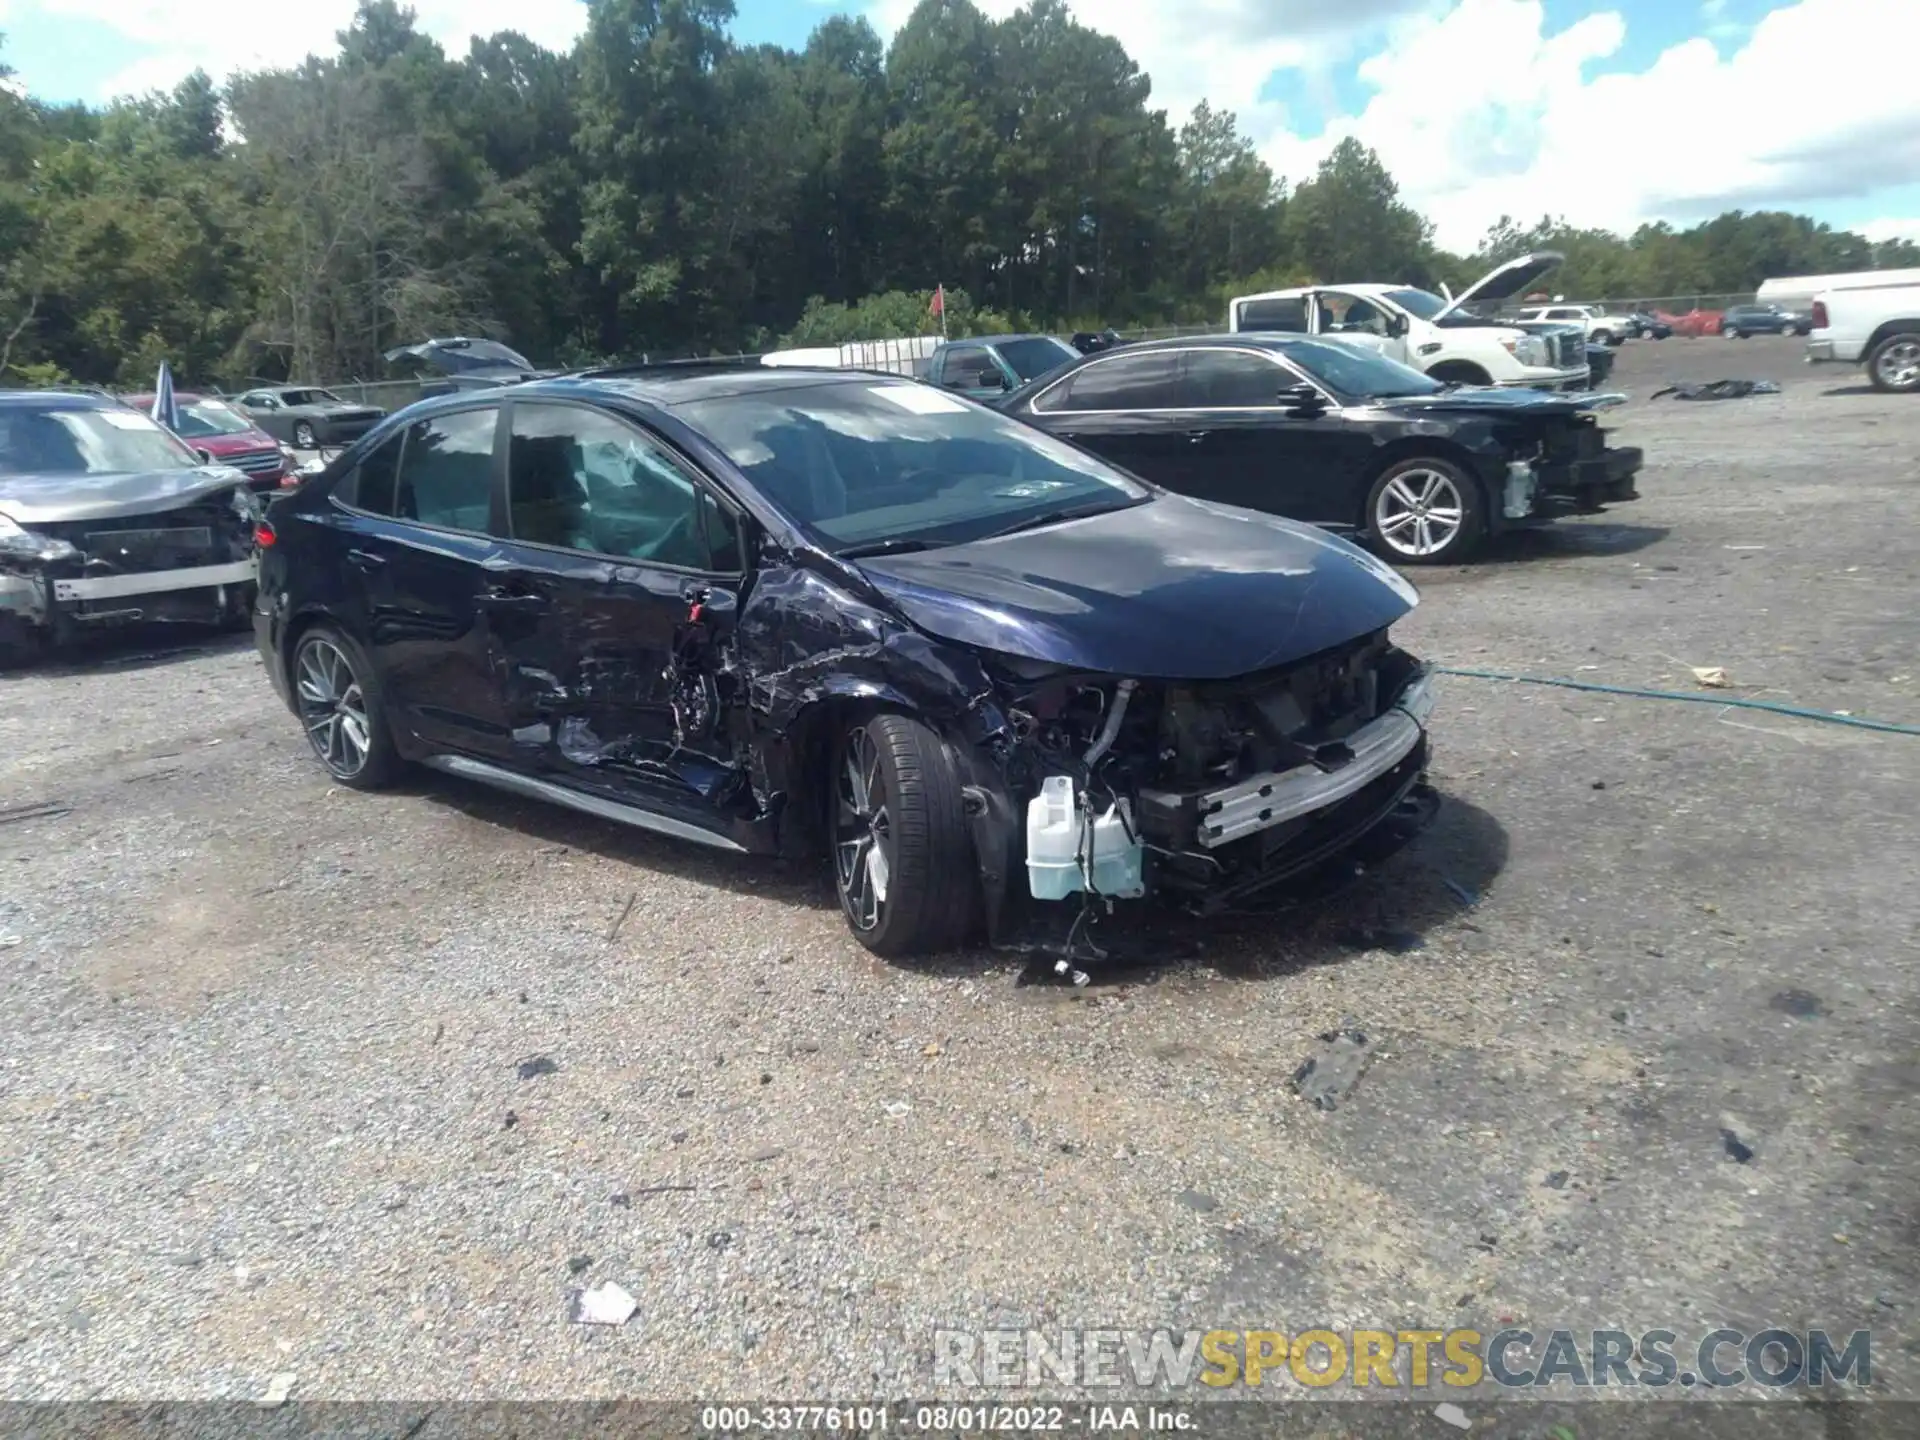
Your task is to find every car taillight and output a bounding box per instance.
[1811,300,1828,329]
[255,521,277,547]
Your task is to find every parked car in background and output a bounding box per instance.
[236,387,386,449]
[1229,251,1590,391]
[254,368,1435,955]
[0,392,259,665]
[126,391,290,491]
[1516,303,1634,345]
[926,334,1084,399]
[1807,279,1920,393]
[1624,311,1672,339]
[997,335,1640,566]
[1720,303,1804,338]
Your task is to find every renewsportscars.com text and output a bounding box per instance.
[933,1327,1871,1391]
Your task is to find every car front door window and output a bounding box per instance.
[1317,293,1389,337]
[1172,349,1288,408]
[507,403,736,571]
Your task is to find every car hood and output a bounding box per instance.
[198,431,280,454]
[1435,251,1565,321]
[1373,388,1626,417]
[0,466,252,525]
[851,493,1419,680]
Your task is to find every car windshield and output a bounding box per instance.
[173,399,256,439]
[1383,287,1449,320]
[1279,339,1444,399]
[681,381,1149,552]
[996,337,1079,381]
[0,404,200,476]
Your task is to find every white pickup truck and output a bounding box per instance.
[1805,273,1920,393]
[1515,303,1635,346]
[1229,252,1590,391]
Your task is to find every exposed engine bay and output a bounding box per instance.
[986,630,1434,932]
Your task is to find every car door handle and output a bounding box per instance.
[346,548,386,572]
[479,587,549,613]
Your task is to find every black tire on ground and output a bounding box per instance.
[1867,331,1920,394]
[220,581,257,632]
[830,711,979,958]
[1426,361,1492,387]
[1364,455,1487,566]
[0,613,46,669]
[293,421,318,449]
[290,623,402,789]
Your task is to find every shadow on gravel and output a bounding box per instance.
[406,767,1510,989]
[1477,521,1671,563]
[1822,384,1882,397]
[406,768,841,916]
[0,624,254,680]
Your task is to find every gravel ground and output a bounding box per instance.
[1,335,1916,1410]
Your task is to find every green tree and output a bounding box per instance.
[1283,138,1433,284]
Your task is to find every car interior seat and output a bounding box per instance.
[508,435,593,548]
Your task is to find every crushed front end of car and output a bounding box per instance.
[978,629,1435,925]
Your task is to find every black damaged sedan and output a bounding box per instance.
[997,334,1643,565]
[255,368,1436,956]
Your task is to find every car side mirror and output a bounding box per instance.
[194,447,216,465]
[1279,383,1327,413]
[1386,313,1409,338]
[976,368,1009,391]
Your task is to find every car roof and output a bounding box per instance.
[1233,283,1402,301]
[938,333,1073,348]
[0,389,124,410]
[357,367,933,423]
[1070,333,1317,357]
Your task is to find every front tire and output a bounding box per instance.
[1868,332,1920,393]
[292,421,318,449]
[291,625,400,789]
[1366,457,1485,566]
[1427,361,1492,388]
[831,712,978,957]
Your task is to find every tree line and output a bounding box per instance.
[1,0,1915,389]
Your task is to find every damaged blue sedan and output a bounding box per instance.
[254,367,1437,957]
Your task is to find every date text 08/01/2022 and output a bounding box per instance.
[700,1404,1192,1432]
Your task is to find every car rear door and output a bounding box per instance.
[479,397,752,824]
[1025,350,1181,482]
[327,405,517,758]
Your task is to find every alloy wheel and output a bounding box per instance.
[295,637,372,779]
[1374,469,1465,560]
[1874,339,1920,390]
[834,725,892,933]
[294,422,317,448]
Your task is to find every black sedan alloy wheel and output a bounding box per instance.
[830,714,979,957]
[292,628,398,788]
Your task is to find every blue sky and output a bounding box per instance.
[4,0,1914,249]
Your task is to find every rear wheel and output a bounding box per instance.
[1366,457,1485,566]
[292,421,318,449]
[1868,332,1920,393]
[831,712,978,957]
[292,625,400,788]
[1724,326,1742,339]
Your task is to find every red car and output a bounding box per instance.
[126,391,293,491]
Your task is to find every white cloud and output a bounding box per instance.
[870,0,1920,253]
[867,0,1431,144]
[30,0,589,97]
[1288,0,1920,249]
[1859,216,1920,243]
